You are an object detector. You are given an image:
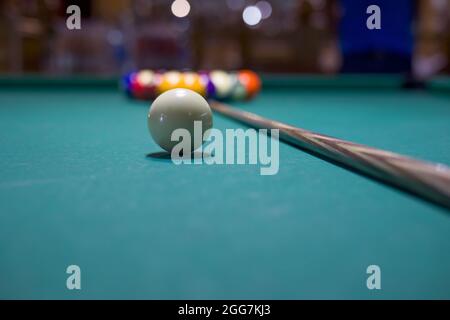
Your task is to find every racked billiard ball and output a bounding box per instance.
[121,71,136,97]
[180,72,206,97]
[229,72,247,101]
[199,71,216,99]
[238,69,261,99]
[156,71,183,95]
[147,88,213,152]
[209,70,234,100]
[134,70,161,100]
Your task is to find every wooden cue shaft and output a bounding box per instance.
[210,100,450,209]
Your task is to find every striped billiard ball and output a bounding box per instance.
[209,70,234,100]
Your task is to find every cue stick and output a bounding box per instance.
[210,101,450,209]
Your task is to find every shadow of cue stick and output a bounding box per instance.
[210,100,450,211]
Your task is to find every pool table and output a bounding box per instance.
[0,75,449,299]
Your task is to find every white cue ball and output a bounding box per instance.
[147,88,213,153]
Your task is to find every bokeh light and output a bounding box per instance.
[256,1,272,19]
[171,0,190,18]
[243,6,262,26]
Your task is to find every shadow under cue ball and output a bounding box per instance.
[147,88,213,153]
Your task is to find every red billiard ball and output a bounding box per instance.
[132,70,160,100]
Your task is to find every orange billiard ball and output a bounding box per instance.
[237,70,261,100]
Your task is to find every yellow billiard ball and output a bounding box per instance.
[180,72,206,97]
[157,71,182,95]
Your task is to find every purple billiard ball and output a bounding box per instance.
[199,71,216,99]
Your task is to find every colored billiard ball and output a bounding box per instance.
[121,72,135,97]
[157,71,183,95]
[134,70,161,100]
[129,72,146,99]
[180,72,206,97]
[238,70,261,99]
[229,72,247,101]
[147,88,213,152]
[209,70,234,100]
[199,71,216,99]
[122,71,141,97]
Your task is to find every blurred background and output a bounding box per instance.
[0,0,449,78]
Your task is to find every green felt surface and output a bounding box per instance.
[0,77,450,299]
